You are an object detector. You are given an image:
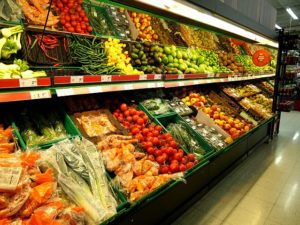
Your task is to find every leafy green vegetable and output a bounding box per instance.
[13,59,29,72]
[143,98,171,115]
[1,38,18,59]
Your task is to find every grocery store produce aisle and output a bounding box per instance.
[172,112,300,225]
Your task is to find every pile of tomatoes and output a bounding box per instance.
[52,0,93,34]
[113,103,198,174]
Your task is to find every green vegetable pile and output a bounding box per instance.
[235,55,275,73]
[18,109,68,146]
[142,98,172,115]
[69,35,121,75]
[167,121,206,157]
[0,59,46,79]
[0,25,23,59]
[40,137,118,224]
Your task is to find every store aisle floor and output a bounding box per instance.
[172,112,300,225]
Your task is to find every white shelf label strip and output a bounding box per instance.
[70,76,83,83]
[20,78,37,87]
[30,90,51,99]
[56,89,74,97]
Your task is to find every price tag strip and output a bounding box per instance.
[30,90,51,99]
[19,78,38,87]
[70,76,84,84]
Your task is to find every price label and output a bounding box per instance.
[178,74,184,79]
[154,74,162,80]
[124,84,133,90]
[178,81,184,86]
[0,167,22,191]
[101,75,112,82]
[147,83,156,88]
[30,90,51,99]
[56,89,74,97]
[207,73,214,78]
[139,74,147,81]
[89,86,102,93]
[19,78,37,87]
[70,76,83,84]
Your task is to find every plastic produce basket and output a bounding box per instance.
[83,3,119,38]
[12,109,81,150]
[138,102,177,120]
[155,114,215,162]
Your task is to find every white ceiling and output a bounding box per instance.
[268,0,300,32]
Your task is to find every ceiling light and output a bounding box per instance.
[134,0,278,48]
[275,24,282,29]
[286,8,298,20]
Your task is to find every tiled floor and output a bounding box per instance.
[172,112,300,225]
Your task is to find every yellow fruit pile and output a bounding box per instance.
[104,38,142,74]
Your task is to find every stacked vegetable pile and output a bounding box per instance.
[104,38,142,74]
[0,25,23,60]
[235,55,275,73]
[69,36,121,75]
[0,125,15,153]
[128,11,159,42]
[17,108,68,147]
[52,0,93,34]
[0,0,22,22]
[218,51,245,73]
[17,0,59,27]
[0,151,86,224]
[113,103,198,173]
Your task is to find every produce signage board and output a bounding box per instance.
[0,78,51,89]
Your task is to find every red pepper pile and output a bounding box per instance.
[113,103,198,174]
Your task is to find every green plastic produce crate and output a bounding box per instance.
[12,109,81,150]
[155,114,215,162]
[138,102,177,120]
[83,3,119,38]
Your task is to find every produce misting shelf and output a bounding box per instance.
[53,74,163,85]
[164,73,275,88]
[55,81,165,97]
[0,77,51,89]
[0,89,51,102]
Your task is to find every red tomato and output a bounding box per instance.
[135,134,143,142]
[81,23,87,30]
[83,16,89,22]
[62,0,68,3]
[142,128,149,136]
[60,19,66,25]
[145,142,153,148]
[162,133,170,139]
[160,166,169,174]
[65,15,71,21]
[71,21,77,27]
[137,118,144,125]
[147,147,155,155]
[148,155,155,161]
[152,137,159,145]
[70,11,76,17]
[179,164,187,172]
[117,116,123,122]
[171,160,179,165]
[186,162,194,169]
[162,153,168,160]
[155,125,162,132]
[142,115,149,122]
[187,153,196,162]
[113,112,119,117]
[78,0,83,3]
[152,130,159,137]
[120,103,127,111]
[67,2,73,8]
[169,141,177,148]
[166,147,174,156]
[146,136,153,143]
[123,110,130,117]
[178,149,184,154]
[132,115,139,122]
[170,163,179,173]
[181,157,188,164]
[79,11,86,17]
[174,153,183,161]
[156,156,165,165]
[131,127,139,135]
[67,26,74,32]
[129,109,137,116]
[126,116,133,122]
[154,149,162,157]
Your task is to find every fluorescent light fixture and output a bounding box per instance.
[135,0,278,48]
[286,8,298,20]
[275,24,282,29]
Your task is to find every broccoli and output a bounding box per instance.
[1,38,18,59]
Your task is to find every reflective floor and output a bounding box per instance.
[172,112,300,225]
